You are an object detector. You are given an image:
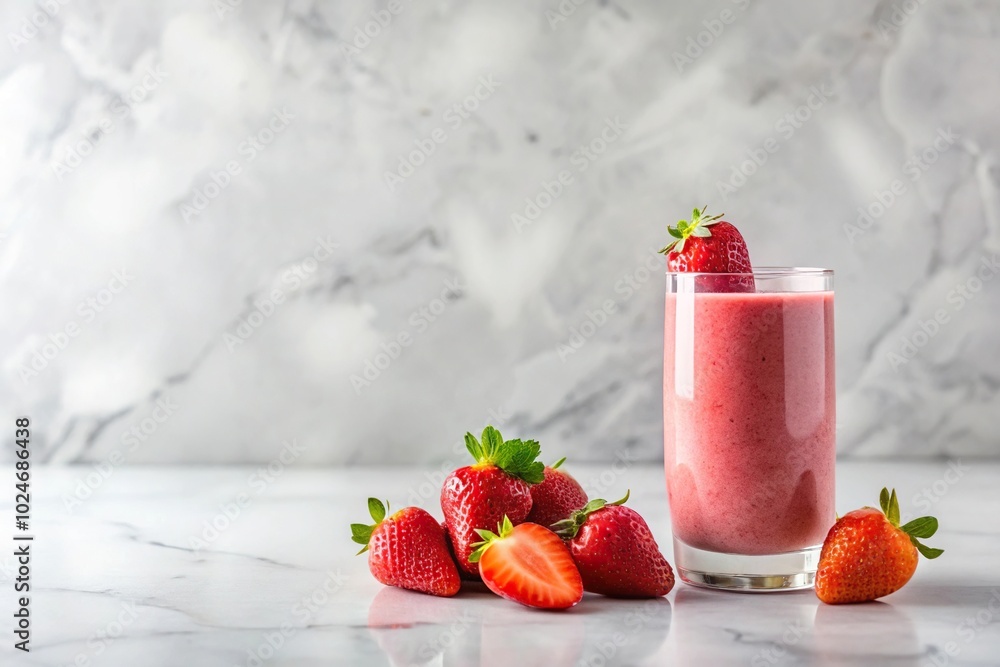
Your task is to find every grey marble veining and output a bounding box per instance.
[0,1,998,464]
[11,462,1000,666]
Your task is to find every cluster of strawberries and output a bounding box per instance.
[352,427,945,607]
[351,426,674,609]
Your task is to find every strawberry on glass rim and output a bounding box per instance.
[658,205,755,292]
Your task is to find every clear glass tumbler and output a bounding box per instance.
[664,268,835,590]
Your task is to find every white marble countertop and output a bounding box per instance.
[8,461,1000,666]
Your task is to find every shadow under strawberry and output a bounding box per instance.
[813,600,919,664]
[576,597,672,665]
[367,587,481,667]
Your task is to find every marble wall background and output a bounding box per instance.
[1,0,998,465]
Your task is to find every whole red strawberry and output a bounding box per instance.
[352,499,461,597]
[553,491,674,598]
[441,426,544,577]
[526,457,589,528]
[815,487,942,604]
[442,522,480,582]
[658,205,754,292]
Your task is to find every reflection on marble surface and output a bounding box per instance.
[367,587,670,666]
[16,461,1000,665]
[1,1,999,465]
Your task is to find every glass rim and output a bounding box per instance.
[665,266,833,277]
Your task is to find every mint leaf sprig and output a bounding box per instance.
[465,426,545,484]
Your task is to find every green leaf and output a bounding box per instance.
[658,240,679,255]
[552,512,585,539]
[555,493,628,539]
[668,227,683,239]
[901,516,938,539]
[521,462,545,484]
[350,523,374,550]
[608,490,630,506]
[581,498,606,514]
[517,439,542,465]
[368,498,386,523]
[550,518,576,533]
[492,439,514,469]
[691,226,711,238]
[474,528,497,541]
[879,488,890,515]
[352,497,387,553]
[692,208,700,221]
[481,426,503,460]
[677,220,688,232]
[494,437,545,484]
[912,539,944,560]
[469,518,514,563]
[675,238,687,254]
[465,432,483,462]
[887,489,900,526]
[551,457,566,470]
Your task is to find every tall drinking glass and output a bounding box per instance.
[664,268,835,590]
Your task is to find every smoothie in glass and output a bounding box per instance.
[663,269,836,587]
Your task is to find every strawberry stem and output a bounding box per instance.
[464,426,545,484]
[468,515,515,563]
[877,487,944,560]
[350,497,389,555]
[658,205,725,255]
[551,490,630,539]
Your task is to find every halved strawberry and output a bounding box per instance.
[470,517,583,610]
[658,205,754,292]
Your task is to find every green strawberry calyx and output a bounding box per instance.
[550,457,567,470]
[551,490,630,539]
[468,515,515,563]
[465,425,545,484]
[350,497,389,555]
[878,487,944,560]
[658,205,724,255]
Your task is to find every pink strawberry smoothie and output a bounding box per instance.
[664,289,835,555]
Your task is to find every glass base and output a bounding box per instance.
[673,538,821,592]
